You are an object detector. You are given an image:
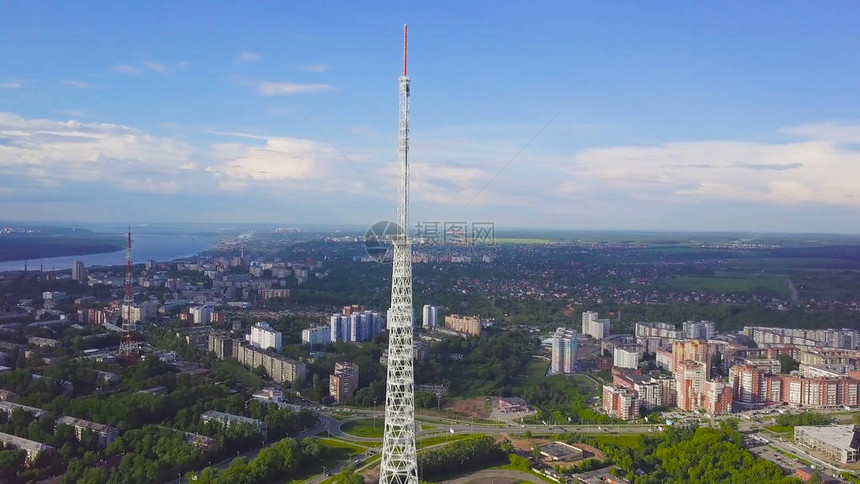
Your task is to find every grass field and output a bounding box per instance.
[286,438,365,483]
[416,433,474,449]
[764,425,793,434]
[513,358,550,387]
[316,437,369,452]
[658,272,790,297]
[569,374,601,397]
[582,433,644,448]
[341,418,385,438]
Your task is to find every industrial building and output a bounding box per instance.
[794,425,859,464]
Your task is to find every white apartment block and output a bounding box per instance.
[551,327,578,374]
[248,322,282,351]
[582,311,610,340]
[301,325,330,348]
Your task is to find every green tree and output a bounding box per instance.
[777,355,799,374]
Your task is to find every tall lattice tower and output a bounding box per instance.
[380,24,418,484]
[119,227,140,356]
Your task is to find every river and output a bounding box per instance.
[0,223,228,273]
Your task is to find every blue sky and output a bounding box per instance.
[1,2,859,232]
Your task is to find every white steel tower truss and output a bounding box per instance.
[380,24,418,484]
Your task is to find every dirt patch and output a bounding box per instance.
[442,397,490,420]
[509,437,553,453]
[362,465,380,483]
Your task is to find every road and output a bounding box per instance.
[168,407,671,484]
[787,278,799,304]
[445,469,544,484]
[759,433,852,478]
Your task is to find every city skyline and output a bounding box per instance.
[2,3,860,233]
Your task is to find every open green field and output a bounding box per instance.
[569,374,601,397]
[658,272,790,297]
[512,358,550,387]
[582,433,644,448]
[764,425,793,434]
[286,438,365,484]
[416,433,474,449]
[341,418,385,438]
[316,437,369,452]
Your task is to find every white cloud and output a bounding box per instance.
[61,79,93,89]
[110,62,170,75]
[349,125,375,136]
[110,64,138,74]
[208,138,328,181]
[237,51,261,63]
[567,136,860,206]
[295,64,330,73]
[0,112,194,193]
[56,109,86,117]
[258,82,334,95]
[177,60,191,67]
[0,82,24,89]
[781,122,860,144]
[141,62,167,74]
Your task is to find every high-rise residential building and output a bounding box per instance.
[656,348,673,371]
[633,380,663,410]
[702,380,733,414]
[444,314,482,336]
[71,261,86,282]
[329,361,360,404]
[675,360,707,411]
[301,325,330,348]
[602,385,639,420]
[551,327,578,374]
[422,305,443,328]
[653,375,677,407]
[330,310,384,343]
[121,300,158,324]
[208,333,234,360]
[582,311,610,340]
[247,322,282,351]
[613,344,641,369]
[683,320,714,340]
[673,340,712,379]
[189,305,214,325]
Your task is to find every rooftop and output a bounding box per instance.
[796,425,859,451]
[201,410,263,427]
[56,416,117,434]
[0,431,53,453]
[0,401,48,418]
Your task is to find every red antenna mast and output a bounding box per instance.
[403,24,408,76]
